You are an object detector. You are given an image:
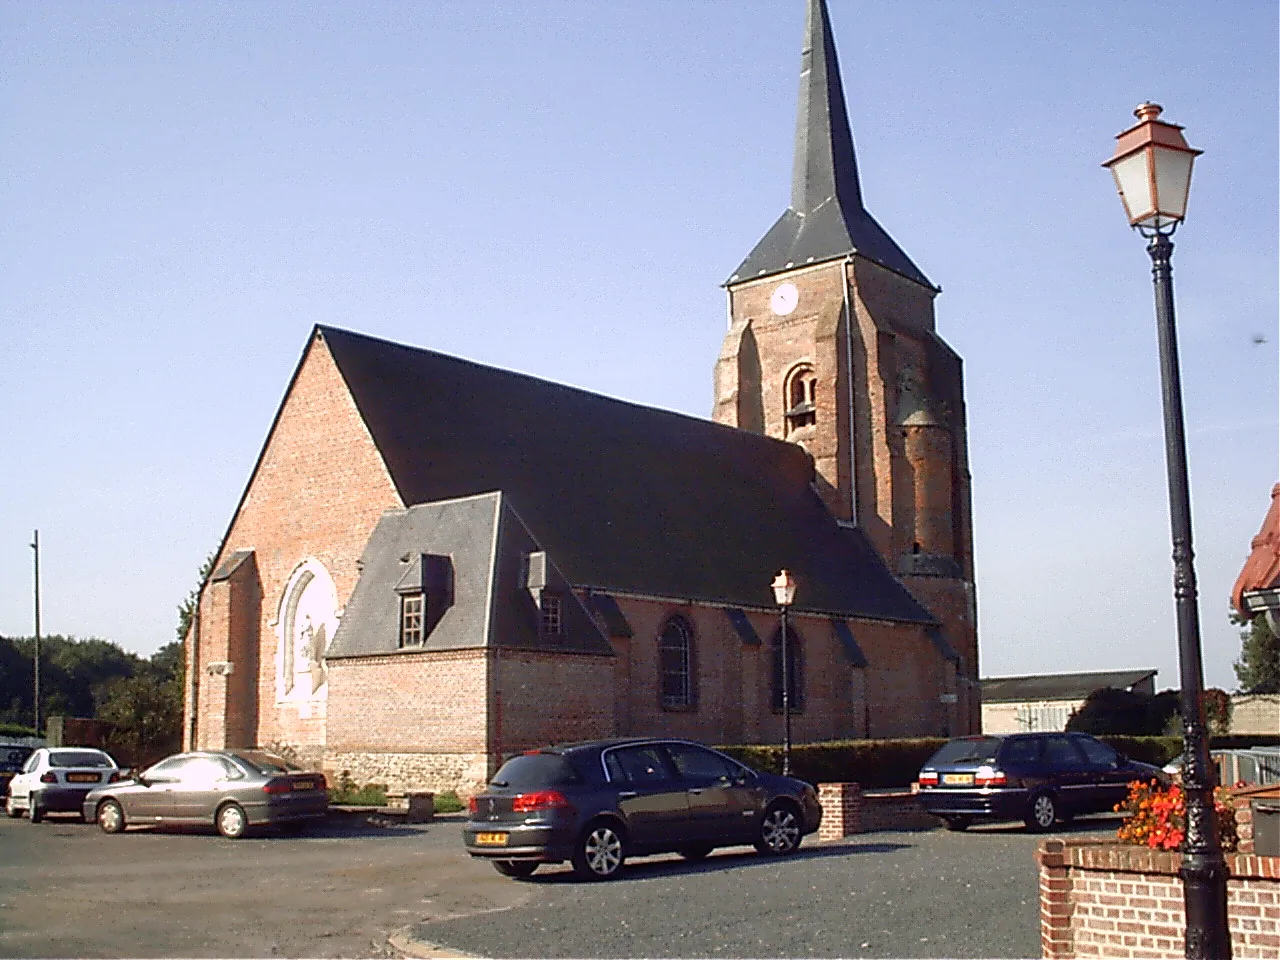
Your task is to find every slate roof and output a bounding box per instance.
[729,0,932,289]
[981,670,1158,704]
[327,492,614,659]
[318,325,933,625]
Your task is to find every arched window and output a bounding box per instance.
[784,364,817,431]
[276,559,338,702]
[770,625,805,713]
[659,616,695,710]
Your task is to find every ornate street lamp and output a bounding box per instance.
[771,569,797,776]
[1104,103,1229,960]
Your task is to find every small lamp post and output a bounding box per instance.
[771,569,797,776]
[1104,103,1229,960]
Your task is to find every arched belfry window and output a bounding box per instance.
[784,364,817,431]
[659,616,695,710]
[770,625,805,713]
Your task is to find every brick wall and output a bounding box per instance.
[608,597,949,745]
[1038,838,1280,958]
[190,332,403,753]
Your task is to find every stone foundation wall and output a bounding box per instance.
[324,751,490,796]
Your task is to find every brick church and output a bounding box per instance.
[184,0,979,794]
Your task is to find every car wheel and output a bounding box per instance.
[492,860,539,878]
[5,796,21,819]
[97,799,126,834]
[943,816,971,832]
[755,802,802,855]
[571,820,625,880]
[216,802,249,839]
[29,796,44,824]
[1025,792,1057,832]
[678,843,714,861]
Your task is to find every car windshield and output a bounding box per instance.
[490,753,582,789]
[927,737,1002,765]
[231,751,301,775]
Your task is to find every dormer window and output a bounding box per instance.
[399,593,424,647]
[540,593,563,636]
[784,364,817,430]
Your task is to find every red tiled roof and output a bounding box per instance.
[1232,483,1280,614]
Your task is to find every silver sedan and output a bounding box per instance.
[83,749,328,838]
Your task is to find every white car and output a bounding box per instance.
[5,747,121,822]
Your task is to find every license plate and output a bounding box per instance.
[292,780,315,791]
[942,773,974,786]
[475,832,508,846]
[66,773,99,784]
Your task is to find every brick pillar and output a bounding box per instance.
[1234,795,1255,854]
[1037,838,1073,958]
[818,782,862,840]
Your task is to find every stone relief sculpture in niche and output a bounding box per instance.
[277,560,337,703]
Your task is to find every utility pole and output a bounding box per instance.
[30,529,42,734]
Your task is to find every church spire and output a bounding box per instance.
[791,0,863,215]
[728,0,933,290]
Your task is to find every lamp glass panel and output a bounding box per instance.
[1152,146,1194,221]
[1110,151,1154,225]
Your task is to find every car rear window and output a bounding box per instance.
[926,737,1002,765]
[232,751,301,775]
[49,750,113,768]
[490,753,582,789]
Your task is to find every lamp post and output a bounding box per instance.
[30,530,41,735]
[1104,103,1229,960]
[771,569,797,776]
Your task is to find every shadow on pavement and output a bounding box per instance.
[514,839,915,885]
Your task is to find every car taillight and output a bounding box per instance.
[917,771,938,787]
[40,772,57,784]
[467,796,479,813]
[975,765,1007,787]
[262,779,292,794]
[511,790,573,813]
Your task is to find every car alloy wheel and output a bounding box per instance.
[572,821,625,880]
[492,860,538,878]
[216,802,248,839]
[1026,792,1057,832]
[97,800,125,834]
[755,803,801,855]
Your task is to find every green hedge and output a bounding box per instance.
[0,722,38,738]
[716,738,947,789]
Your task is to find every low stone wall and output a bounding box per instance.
[817,782,937,840]
[324,750,489,796]
[1037,838,1280,958]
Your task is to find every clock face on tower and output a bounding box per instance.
[769,282,799,316]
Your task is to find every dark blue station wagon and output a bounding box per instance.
[464,738,823,880]
[916,732,1165,832]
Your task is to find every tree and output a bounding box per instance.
[1202,687,1233,736]
[1232,610,1280,694]
[96,673,183,766]
[1067,686,1182,736]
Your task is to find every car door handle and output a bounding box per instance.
[617,791,638,800]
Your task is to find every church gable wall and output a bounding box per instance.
[192,335,402,755]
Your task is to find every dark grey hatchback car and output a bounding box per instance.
[463,738,823,880]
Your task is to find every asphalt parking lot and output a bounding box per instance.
[0,808,1125,958]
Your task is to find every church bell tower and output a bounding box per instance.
[713,0,980,730]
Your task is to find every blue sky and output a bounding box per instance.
[2,0,1276,695]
